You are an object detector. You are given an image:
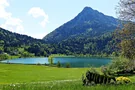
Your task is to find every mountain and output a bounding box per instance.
[0,7,120,57]
[0,27,56,57]
[0,26,119,57]
[43,7,119,43]
[0,27,46,47]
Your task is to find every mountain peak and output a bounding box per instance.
[43,7,118,43]
[80,7,95,14]
[81,6,95,14]
[83,6,93,10]
[73,6,118,25]
[73,6,106,23]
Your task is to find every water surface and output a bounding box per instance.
[1,57,111,67]
[54,57,111,67]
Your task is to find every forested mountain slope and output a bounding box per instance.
[43,7,119,44]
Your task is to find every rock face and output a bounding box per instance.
[43,7,118,43]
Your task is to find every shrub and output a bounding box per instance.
[44,63,47,66]
[36,62,41,65]
[89,67,99,74]
[57,61,61,68]
[65,63,70,68]
[101,66,109,76]
[108,57,134,74]
[0,54,9,60]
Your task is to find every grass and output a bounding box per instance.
[0,63,135,90]
[0,80,135,90]
[0,63,90,84]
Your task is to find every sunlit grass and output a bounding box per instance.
[0,80,135,90]
[0,63,135,90]
[0,63,89,84]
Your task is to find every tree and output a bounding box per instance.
[21,51,34,58]
[112,52,119,57]
[117,23,135,40]
[48,55,54,65]
[57,61,61,68]
[120,40,135,59]
[0,54,9,61]
[117,0,135,21]
[65,63,70,68]
[0,47,3,54]
[115,23,135,59]
[116,0,135,59]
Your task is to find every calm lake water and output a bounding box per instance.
[1,57,112,67]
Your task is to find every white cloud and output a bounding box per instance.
[0,0,11,19]
[28,7,49,28]
[1,17,24,33]
[0,0,9,6]
[0,0,24,33]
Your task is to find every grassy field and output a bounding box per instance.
[0,80,135,90]
[0,63,89,84]
[0,63,135,90]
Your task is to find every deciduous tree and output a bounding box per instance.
[117,0,135,21]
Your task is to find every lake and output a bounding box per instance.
[1,57,112,68]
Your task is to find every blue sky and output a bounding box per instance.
[0,0,119,39]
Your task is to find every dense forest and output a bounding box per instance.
[58,32,120,55]
[0,27,56,58]
[0,27,120,60]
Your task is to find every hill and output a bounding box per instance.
[0,27,55,57]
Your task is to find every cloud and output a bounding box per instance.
[28,7,49,28]
[0,0,11,19]
[1,17,24,33]
[0,0,24,33]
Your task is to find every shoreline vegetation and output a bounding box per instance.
[0,53,116,61]
[0,54,19,61]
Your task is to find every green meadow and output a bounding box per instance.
[1,80,135,90]
[0,64,88,84]
[0,63,135,90]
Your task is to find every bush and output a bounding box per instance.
[101,66,109,76]
[89,67,99,74]
[65,63,70,68]
[36,62,41,65]
[0,54,9,60]
[57,61,61,68]
[108,57,134,74]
